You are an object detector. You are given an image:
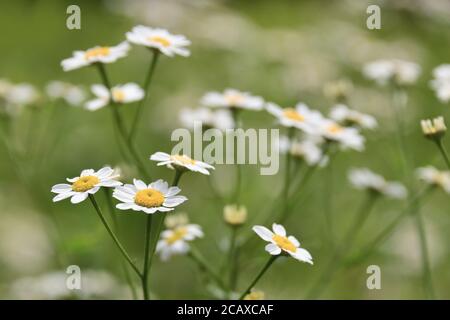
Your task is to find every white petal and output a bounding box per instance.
[133,179,147,190]
[272,223,286,236]
[253,225,274,242]
[265,243,282,255]
[53,191,75,202]
[51,184,72,194]
[70,192,89,204]
[163,195,187,207]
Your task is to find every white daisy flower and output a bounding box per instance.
[179,107,234,131]
[266,102,324,134]
[223,204,247,226]
[416,166,450,193]
[363,59,421,86]
[126,25,190,57]
[51,167,122,204]
[84,83,144,111]
[150,152,215,175]
[348,168,407,199]
[201,88,264,111]
[421,116,446,140]
[253,223,313,264]
[278,135,328,166]
[430,64,450,103]
[329,104,377,130]
[45,81,86,106]
[113,179,187,214]
[5,83,40,106]
[61,42,130,72]
[165,212,190,229]
[315,119,365,151]
[156,224,203,261]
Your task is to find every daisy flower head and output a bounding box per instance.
[266,102,324,134]
[201,89,264,111]
[244,290,265,300]
[45,81,86,107]
[253,223,313,264]
[363,59,421,86]
[85,83,144,111]
[179,107,234,131]
[430,64,450,103]
[5,83,40,107]
[156,224,203,261]
[315,118,365,151]
[150,152,215,175]
[165,212,189,229]
[421,116,446,141]
[126,25,190,57]
[348,168,407,199]
[278,135,328,167]
[113,179,187,214]
[416,166,450,193]
[329,104,377,130]
[51,167,122,204]
[61,42,130,72]
[223,204,247,226]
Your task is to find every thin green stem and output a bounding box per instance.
[129,50,160,141]
[415,210,435,299]
[227,227,237,290]
[88,194,142,277]
[435,139,450,170]
[323,154,334,246]
[141,215,153,300]
[239,255,278,300]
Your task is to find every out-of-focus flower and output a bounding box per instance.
[126,25,190,57]
[363,59,421,86]
[278,135,328,166]
[329,104,377,130]
[61,42,130,71]
[51,167,122,204]
[348,168,407,199]
[179,107,234,131]
[266,102,323,134]
[253,223,313,264]
[150,152,215,175]
[45,81,86,106]
[156,224,203,261]
[84,83,144,111]
[323,79,353,102]
[5,83,40,106]
[430,64,450,103]
[315,119,365,151]
[201,89,264,111]
[416,166,450,193]
[223,204,247,226]
[113,179,187,214]
[165,212,189,229]
[421,116,446,140]
[244,290,265,300]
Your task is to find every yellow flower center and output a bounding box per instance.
[72,175,100,192]
[171,154,196,165]
[134,188,165,208]
[84,47,110,60]
[272,234,297,253]
[112,89,125,102]
[283,108,304,122]
[225,94,244,106]
[327,123,343,134]
[149,36,171,47]
[166,227,188,245]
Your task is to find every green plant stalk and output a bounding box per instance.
[239,255,278,300]
[141,214,153,300]
[227,226,237,291]
[323,152,335,246]
[415,209,435,299]
[435,139,450,169]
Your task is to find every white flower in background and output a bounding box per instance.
[0,78,13,97]
[85,83,144,111]
[244,290,265,300]
[416,166,450,193]
[348,168,407,199]
[150,152,215,175]
[315,119,365,151]
[51,167,122,204]
[201,89,264,110]
[126,25,191,57]
[113,179,187,214]
[45,81,86,106]
[165,212,190,229]
[323,79,353,102]
[253,223,313,264]
[329,104,377,129]
[430,64,450,103]
[179,107,234,131]
[266,102,323,134]
[421,116,446,140]
[5,83,40,106]
[61,42,130,71]
[363,59,421,86]
[278,135,328,166]
[223,204,247,226]
[156,224,203,261]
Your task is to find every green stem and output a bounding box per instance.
[88,194,142,277]
[129,50,160,141]
[415,210,435,299]
[227,227,237,290]
[239,255,278,300]
[435,139,450,170]
[323,154,334,246]
[141,215,153,300]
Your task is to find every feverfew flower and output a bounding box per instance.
[113,179,187,214]
[51,167,122,204]
[421,116,446,140]
[126,25,190,57]
[45,81,86,106]
[363,59,421,86]
[85,83,144,111]
[201,89,264,111]
[329,104,377,130]
[278,135,327,166]
[223,204,247,226]
[61,42,130,71]
[266,102,323,134]
[416,166,450,193]
[156,224,203,261]
[253,223,313,264]
[348,168,407,199]
[315,119,365,151]
[179,107,234,131]
[430,64,450,103]
[150,152,215,175]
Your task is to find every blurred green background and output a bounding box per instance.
[0,0,449,299]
